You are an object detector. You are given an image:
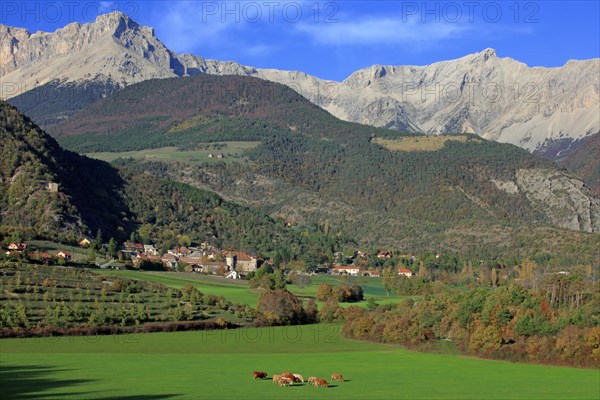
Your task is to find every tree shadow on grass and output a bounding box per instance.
[0,364,95,399]
[0,364,180,399]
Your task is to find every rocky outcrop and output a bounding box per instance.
[328,51,599,152]
[513,169,600,232]
[0,12,253,93]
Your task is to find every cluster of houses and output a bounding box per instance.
[4,239,423,279]
[121,241,259,279]
[330,249,428,277]
[330,265,414,277]
[3,242,73,262]
[331,265,381,277]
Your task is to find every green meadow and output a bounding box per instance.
[86,142,260,166]
[28,240,90,263]
[96,270,409,308]
[1,324,598,400]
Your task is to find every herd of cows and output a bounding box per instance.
[253,371,345,388]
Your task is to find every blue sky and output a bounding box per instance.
[1,1,599,81]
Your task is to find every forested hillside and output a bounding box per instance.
[0,100,130,241]
[556,133,600,196]
[50,75,395,152]
[0,101,346,259]
[45,75,600,263]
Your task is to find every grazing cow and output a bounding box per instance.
[278,377,293,387]
[282,372,297,382]
[272,374,281,384]
[316,379,328,388]
[253,371,268,380]
[307,377,318,386]
[331,373,345,382]
[293,374,304,383]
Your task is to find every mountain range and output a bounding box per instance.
[2,11,598,154]
[1,12,599,265]
[22,72,596,265]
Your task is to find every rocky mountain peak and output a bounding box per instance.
[479,47,497,60]
[2,13,598,155]
[93,11,153,39]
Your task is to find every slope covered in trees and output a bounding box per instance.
[50,75,392,152]
[45,75,600,262]
[0,101,346,260]
[0,100,130,241]
[556,133,600,196]
[341,269,599,368]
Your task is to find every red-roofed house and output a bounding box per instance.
[190,261,226,274]
[331,265,361,276]
[178,257,203,267]
[398,268,413,277]
[122,242,144,256]
[56,251,72,261]
[161,254,178,270]
[8,243,28,252]
[377,250,392,259]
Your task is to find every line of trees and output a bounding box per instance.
[340,268,599,368]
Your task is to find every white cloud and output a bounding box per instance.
[99,2,118,13]
[149,1,305,54]
[242,44,274,57]
[150,1,237,54]
[295,15,472,46]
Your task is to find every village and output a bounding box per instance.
[2,239,423,279]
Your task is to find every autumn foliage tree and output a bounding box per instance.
[256,289,315,325]
[340,276,600,368]
[315,284,364,302]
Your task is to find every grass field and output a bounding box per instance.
[28,240,90,263]
[96,270,408,308]
[97,270,261,307]
[1,324,598,400]
[373,135,476,152]
[86,142,260,166]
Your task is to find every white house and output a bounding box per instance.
[226,270,240,279]
[398,268,413,277]
[331,265,361,276]
[143,245,159,256]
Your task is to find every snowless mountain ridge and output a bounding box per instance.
[1,11,598,151]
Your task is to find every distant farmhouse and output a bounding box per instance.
[331,265,361,276]
[398,268,414,277]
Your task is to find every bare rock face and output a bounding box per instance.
[514,169,600,232]
[1,12,598,152]
[304,49,599,152]
[0,11,252,93]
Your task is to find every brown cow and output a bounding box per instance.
[331,373,345,382]
[316,378,328,388]
[281,372,297,382]
[253,371,268,380]
[278,377,293,387]
[272,374,281,384]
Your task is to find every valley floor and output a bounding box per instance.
[96,270,409,308]
[1,325,598,400]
